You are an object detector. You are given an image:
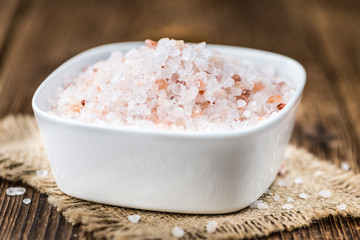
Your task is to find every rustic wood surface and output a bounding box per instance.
[0,0,359,239]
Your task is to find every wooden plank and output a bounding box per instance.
[0,0,19,53]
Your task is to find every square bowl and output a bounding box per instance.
[32,42,306,214]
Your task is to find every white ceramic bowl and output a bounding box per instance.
[32,42,306,214]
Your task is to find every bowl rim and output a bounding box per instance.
[32,42,306,138]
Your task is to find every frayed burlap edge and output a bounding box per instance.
[0,115,359,240]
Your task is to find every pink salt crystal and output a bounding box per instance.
[278,162,287,175]
[172,226,185,238]
[206,220,218,233]
[49,38,294,132]
[145,39,157,48]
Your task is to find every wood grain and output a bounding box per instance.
[0,0,359,239]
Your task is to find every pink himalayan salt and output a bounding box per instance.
[49,38,295,132]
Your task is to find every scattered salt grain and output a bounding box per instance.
[337,204,346,210]
[284,151,292,160]
[36,170,48,177]
[278,162,287,175]
[206,220,218,233]
[281,204,294,210]
[6,187,26,196]
[287,197,295,202]
[278,179,290,187]
[249,200,268,209]
[127,214,141,223]
[274,194,281,201]
[319,190,332,198]
[172,226,185,238]
[49,38,295,132]
[23,198,31,204]
[314,171,324,176]
[341,162,350,171]
[294,177,303,184]
[299,193,308,199]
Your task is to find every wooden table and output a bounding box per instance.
[0,0,359,239]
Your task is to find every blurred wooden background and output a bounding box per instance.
[0,0,359,239]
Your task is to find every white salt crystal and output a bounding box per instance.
[237,99,247,108]
[284,151,292,160]
[23,198,31,204]
[206,220,218,233]
[319,190,332,198]
[287,197,295,202]
[6,187,26,196]
[299,193,308,199]
[172,226,185,238]
[257,202,269,209]
[249,200,268,209]
[341,162,350,171]
[294,177,303,184]
[314,171,324,176]
[127,214,141,223]
[278,179,290,187]
[274,194,280,201]
[36,170,48,178]
[337,204,346,210]
[281,204,294,210]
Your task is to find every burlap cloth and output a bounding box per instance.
[0,115,359,239]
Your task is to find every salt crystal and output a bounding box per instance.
[337,204,346,210]
[284,151,292,160]
[278,161,287,175]
[49,39,294,132]
[6,187,26,196]
[299,193,308,199]
[319,190,332,198]
[281,204,294,210]
[206,220,218,233]
[274,194,280,201]
[314,171,324,176]
[172,226,185,238]
[341,162,350,171]
[127,214,141,223]
[23,198,31,204]
[287,197,295,202]
[278,179,290,187]
[294,177,303,184]
[237,99,247,108]
[249,200,268,209]
[36,170,48,177]
[264,189,271,194]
